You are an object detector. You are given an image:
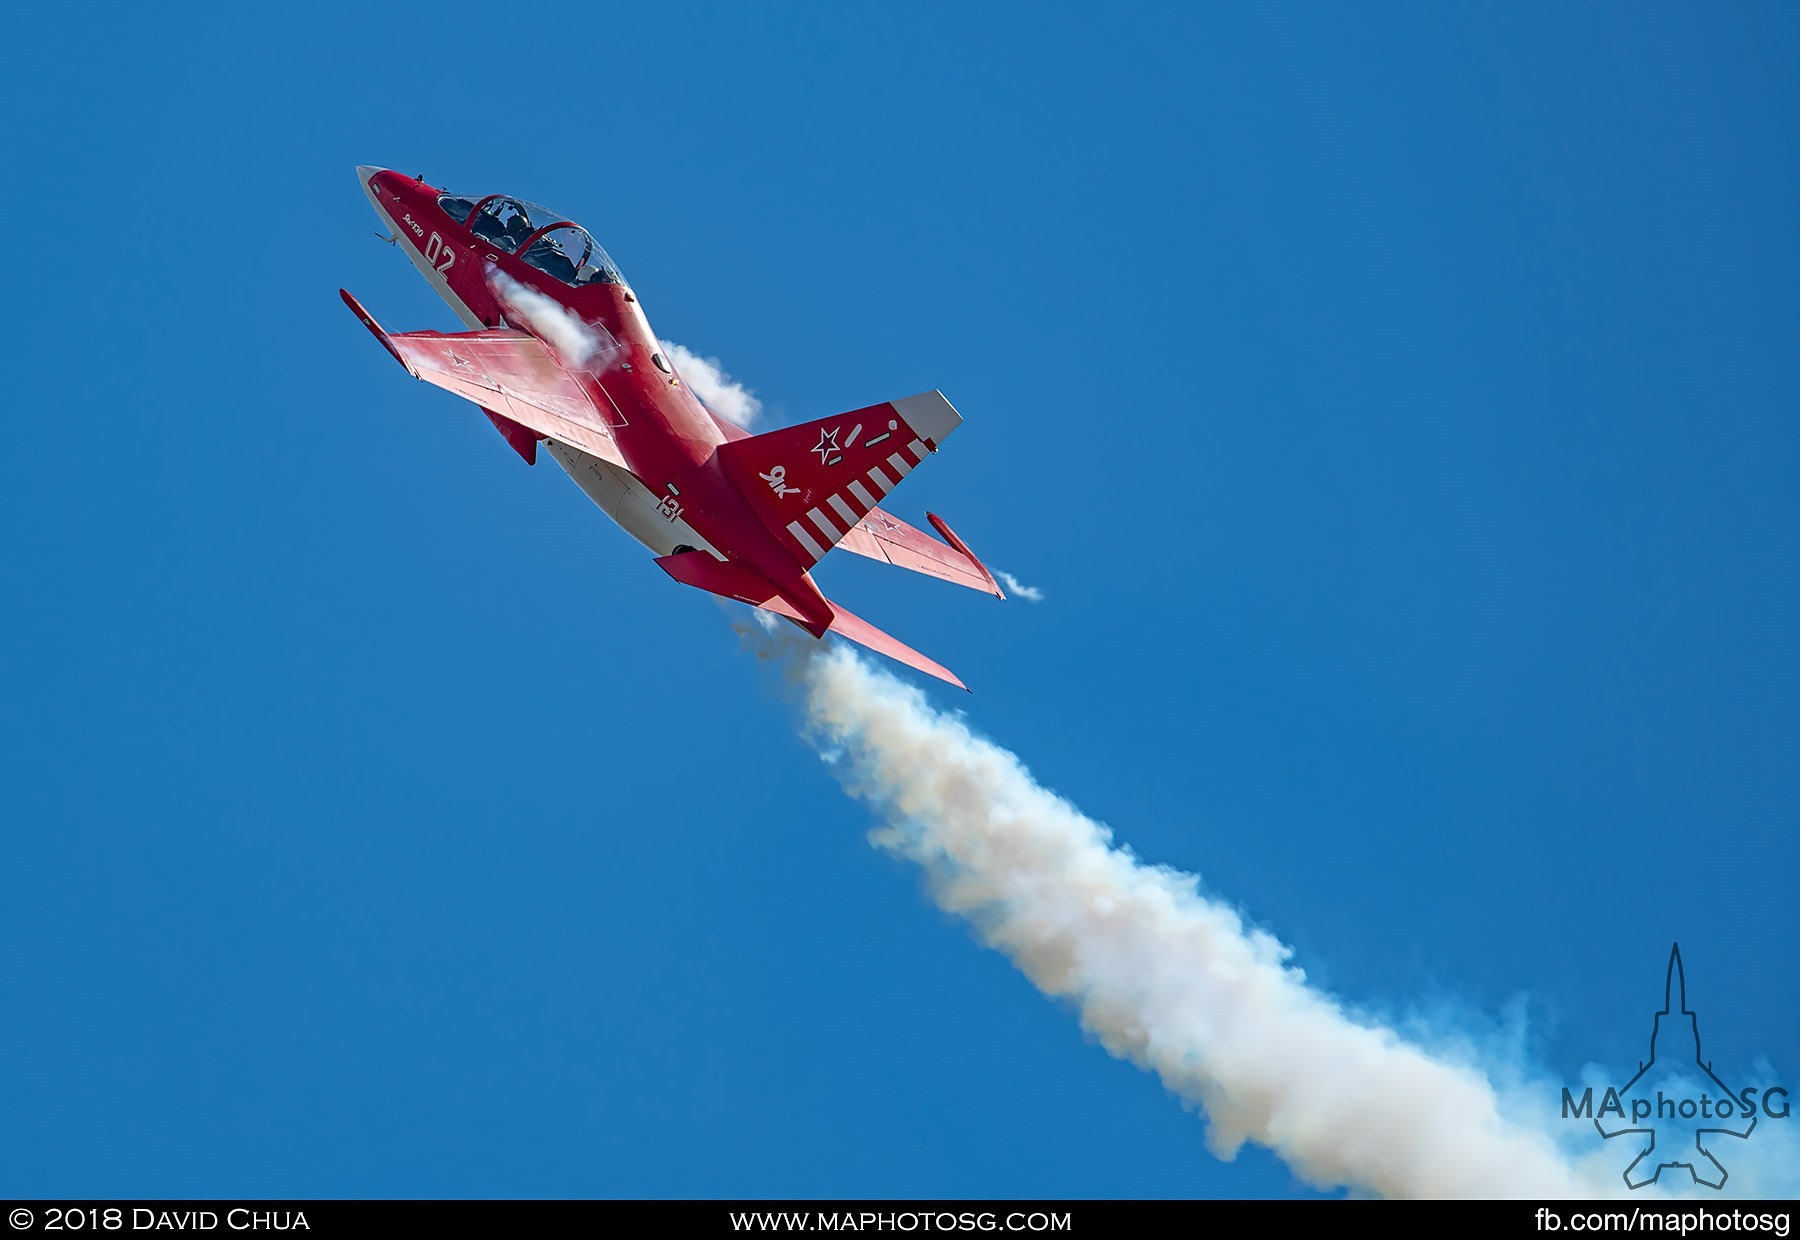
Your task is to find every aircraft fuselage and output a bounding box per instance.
[357,168,834,630]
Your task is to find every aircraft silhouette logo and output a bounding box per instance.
[1581,945,1763,1190]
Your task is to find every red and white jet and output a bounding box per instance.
[344,167,1003,689]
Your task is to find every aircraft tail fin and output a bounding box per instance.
[653,550,967,691]
[713,392,961,567]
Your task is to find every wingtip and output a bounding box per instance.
[926,511,1004,599]
[339,289,409,371]
[339,287,376,326]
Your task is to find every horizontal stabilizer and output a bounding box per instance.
[654,550,967,690]
[830,508,1004,598]
[654,550,819,632]
[826,601,967,691]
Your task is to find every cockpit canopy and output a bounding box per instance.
[521,225,622,287]
[440,193,625,288]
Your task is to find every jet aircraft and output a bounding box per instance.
[343,168,1003,688]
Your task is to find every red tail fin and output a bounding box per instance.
[714,392,961,568]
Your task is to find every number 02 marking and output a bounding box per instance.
[423,232,455,275]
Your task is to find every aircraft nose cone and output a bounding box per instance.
[356,165,387,188]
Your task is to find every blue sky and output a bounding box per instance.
[3,1,1796,1199]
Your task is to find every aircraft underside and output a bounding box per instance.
[544,441,722,559]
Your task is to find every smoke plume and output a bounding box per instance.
[995,570,1044,602]
[487,267,604,365]
[786,641,1607,1198]
[660,341,763,426]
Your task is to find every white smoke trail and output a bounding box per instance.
[673,313,1786,1196]
[791,642,1607,1199]
[487,267,603,365]
[660,340,762,426]
[996,570,1044,602]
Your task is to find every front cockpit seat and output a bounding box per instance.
[527,242,577,283]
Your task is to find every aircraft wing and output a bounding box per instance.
[341,290,627,470]
[836,510,1004,597]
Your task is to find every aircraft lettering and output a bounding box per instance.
[399,212,425,239]
[759,465,801,498]
[655,493,684,522]
[423,232,455,275]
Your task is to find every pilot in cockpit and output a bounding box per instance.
[528,237,577,283]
